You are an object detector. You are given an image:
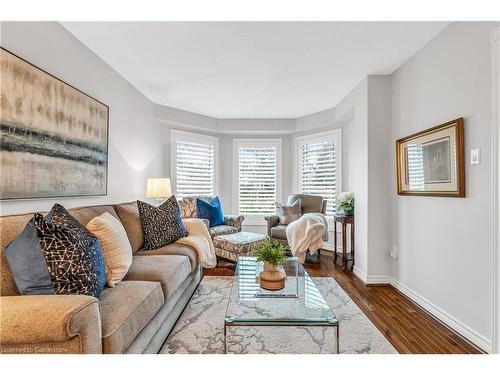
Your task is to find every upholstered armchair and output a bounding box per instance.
[264,194,328,246]
[177,196,245,238]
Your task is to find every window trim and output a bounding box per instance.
[170,129,219,197]
[232,138,283,225]
[292,128,342,223]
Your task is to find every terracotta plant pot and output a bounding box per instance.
[259,261,286,290]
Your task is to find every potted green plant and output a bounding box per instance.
[337,192,354,216]
[252,238,287,290]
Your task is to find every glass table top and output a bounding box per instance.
[224,257,338,325]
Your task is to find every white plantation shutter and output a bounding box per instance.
[234,139,282,217]
[171,130,218,197]
[296,130,341,216]
[405,146,425,190]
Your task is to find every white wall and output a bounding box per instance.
[0,22,164,215]
[332,79,369,274]
[390,22,498,350]
[491,24,500,355]
[367,76,393,278]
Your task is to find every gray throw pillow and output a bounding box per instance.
[275,199,302,225]
[4,217,54,295]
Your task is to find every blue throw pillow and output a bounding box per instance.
[196,196,225,227]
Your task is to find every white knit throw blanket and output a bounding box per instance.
[286,213,328,263]
[176,218,216,268]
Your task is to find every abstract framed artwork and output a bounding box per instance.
[396,118,465,197]
[0,47,109,200]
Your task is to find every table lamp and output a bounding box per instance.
[146,178,172,205]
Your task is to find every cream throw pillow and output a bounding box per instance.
[86,212,133,287]
[275,198,302,225]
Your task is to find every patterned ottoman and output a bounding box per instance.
[213,232,268,262]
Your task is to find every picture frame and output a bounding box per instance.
[0,47,109,200]
[396,118,465,197]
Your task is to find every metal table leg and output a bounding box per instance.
[224,323,227,354]
[337,325,340,354]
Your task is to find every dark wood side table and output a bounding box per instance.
[333,214,355,271]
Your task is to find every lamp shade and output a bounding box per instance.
[146,178,172,198]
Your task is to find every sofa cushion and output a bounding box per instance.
[98,280,164,353]
[68,205,120,227]
[270,224,288,240]
[287,194,324,214]
[113,201,144,254]
[124,255,192,300]
[209,225,238,238]
[136,243,198,271]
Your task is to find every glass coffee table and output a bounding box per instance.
[224,257,339,353]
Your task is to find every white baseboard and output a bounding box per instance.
[352,267,391,284]
[353,266,367,283]
[389,278,491,353]
[350,268,491,352]
[366,275,393,284]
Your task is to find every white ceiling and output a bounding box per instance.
[62,22,448,119]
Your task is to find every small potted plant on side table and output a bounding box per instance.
[252,238,287,291]
[337,192,354,216]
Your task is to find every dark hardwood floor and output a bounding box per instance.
[204,251,483,354]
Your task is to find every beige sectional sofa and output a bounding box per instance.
[0,201,202,354]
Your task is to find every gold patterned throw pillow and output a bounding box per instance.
[137,197,187,250]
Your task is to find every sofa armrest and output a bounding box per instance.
[264,215,280,236]
[0,294,102,353]
[224,215,244,231]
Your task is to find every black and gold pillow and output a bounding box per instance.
[33,213,106,297]
[137,197,186,250]
[46,203,97,247]
[46,203,88,233]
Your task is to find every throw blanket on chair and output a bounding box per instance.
[286,213,328,263]
[176,218,216,268]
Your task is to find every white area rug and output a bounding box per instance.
[160,276,397,354]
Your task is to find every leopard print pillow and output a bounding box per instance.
[137,197,187,250]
